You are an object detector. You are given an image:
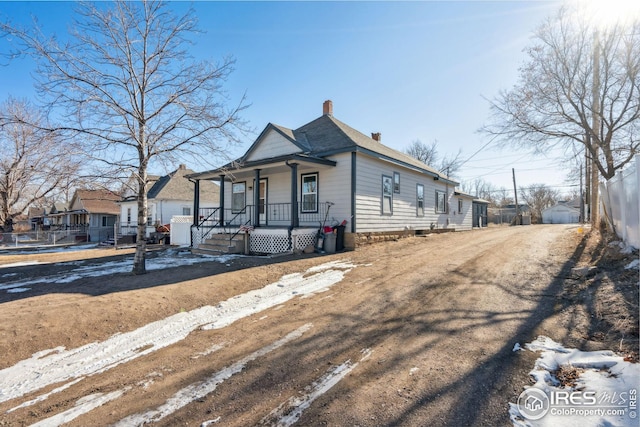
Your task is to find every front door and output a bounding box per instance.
[259,179,267,224]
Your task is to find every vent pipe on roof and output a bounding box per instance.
[323,100,333,116]
[371,132,381,142]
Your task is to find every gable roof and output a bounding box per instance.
[297,114,448,180]
[147,164,219,201]
[71,189,121,215]
[190,106,456,184]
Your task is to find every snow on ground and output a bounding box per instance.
[0,249,238,293]
[261,348,373,427]
[0,243,98,254]
[510,336,639,427]
[0,258,361,426]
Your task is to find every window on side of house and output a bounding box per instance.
[382,175,393,215]
[232,182,246,213]
[393,172,400,193]
[102,216,115,227]
[126,207,131,224]
[147,215,153,226]
[435,190,447,214]
[301,173,318,213]
[182,207,191,216]
[458,198,463,214]
[417,184,424,216]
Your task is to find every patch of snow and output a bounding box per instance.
[624,259,639,270]
[608,241,635,255]
[0,261,44,269]
[191,343,225,359]
[510,336,640,427]
[30,388,129,427]
[6,287,30,293]
[0,251,239,293]
[201,417,221,426]
[114,324,313,426]
[513,343,523,352]
[0,260,356,405]
[409,367,419,375]
[7,377,85,413]
[263,348,372,427]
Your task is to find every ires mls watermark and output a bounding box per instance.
[517,387,637,421]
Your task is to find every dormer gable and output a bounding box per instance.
[244,123,307,162]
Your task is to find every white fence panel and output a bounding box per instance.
[602,155,640,249]
[170,216,193,246]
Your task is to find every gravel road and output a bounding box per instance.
[0,224,587,426]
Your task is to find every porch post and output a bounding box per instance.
[219,175,225,226]
[192,179,200,227]
[287,161,299,228]
[254,169,261,227]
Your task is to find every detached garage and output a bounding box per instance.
[542,203,581,224]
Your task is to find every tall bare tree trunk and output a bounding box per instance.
[133,167,147,275]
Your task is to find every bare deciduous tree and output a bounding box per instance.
[519,184,559,224]
[480,6,640,225]
[1,1,248,273]
[0,97,81,231]
[405,139,463,178]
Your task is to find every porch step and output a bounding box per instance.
[193,233,244,255]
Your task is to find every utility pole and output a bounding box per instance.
[591,29,601,226]
[585,148,590,222]
[512,168,520,225]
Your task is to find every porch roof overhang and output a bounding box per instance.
[187,153,337,181]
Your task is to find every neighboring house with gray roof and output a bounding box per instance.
[188,100,475,254]
[118,164,219,237]
[67,189,121,242]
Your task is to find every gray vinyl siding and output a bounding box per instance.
[452,196,474,231]
[315,152,352,227]
[354,154,455,232]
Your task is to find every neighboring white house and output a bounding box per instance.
[542,201,581,224]
[188,100,480,253]
[119,164,219,238]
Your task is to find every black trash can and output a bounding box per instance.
[334,225,345,251]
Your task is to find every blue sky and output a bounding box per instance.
[0,1,576,195]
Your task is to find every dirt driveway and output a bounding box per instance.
[0,225,634,426]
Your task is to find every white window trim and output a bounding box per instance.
[301,173,319,213]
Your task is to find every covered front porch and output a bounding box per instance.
[189,154,339,254]
[190,203,332,254]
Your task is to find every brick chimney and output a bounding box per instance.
[371,132,381,142]
[323,100,333,116]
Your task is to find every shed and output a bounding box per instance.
[542,203,580,224]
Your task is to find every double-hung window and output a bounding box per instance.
[382,175,393,215]
[435,190,447,214]
[393,172,400,193]
[232,182,246,213]
[301,173,318,213]
[417,184,424,216]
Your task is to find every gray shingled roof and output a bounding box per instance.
[148,165,218,202]
[190,110,455,184]
[295,114,446,178]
